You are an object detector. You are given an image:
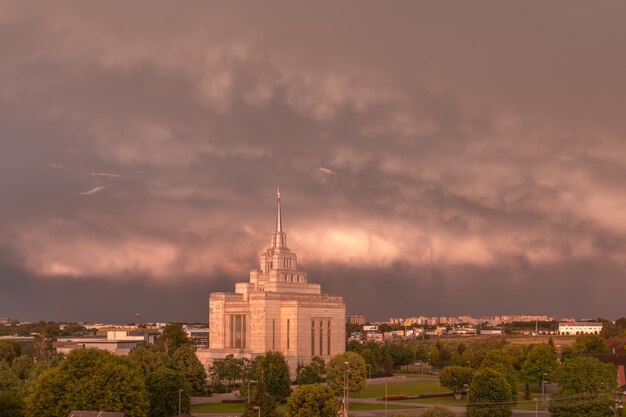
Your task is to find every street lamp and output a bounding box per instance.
[253,405,261,417]
[247,380,257,404]
[367,363,372,379]
[344,362,350,413]
[178,389,183,415]
[534,398,539,417]
[541,373,547,407]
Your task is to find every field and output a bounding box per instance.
[191,403,246,413]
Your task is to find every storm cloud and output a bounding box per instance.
[1,1,626,322]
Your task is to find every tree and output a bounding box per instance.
[155,323,190,354]
[572,334,609,355]
[11,355,34,380]
[284,384,338,417]
[254,352,291,402]
[521,343,558,387]
[0,362,21,391]
[242,380,278,417]
[420,406,457,417]
[0,341,21,364]
[480,350,517,400]
[326,351,367,396]
[209,354,243,392]
[382,343,414,369]
[171,345,207,395]
[359,349,379,377]
[145,369,190,417]
[32,324,55,361]
[439,366,473,397]
[128,345,169,378]
[295,356,326,385]
[548,356,616,417]
[25,349,148,417]
[467,368,512,417]
[0,389,25,417]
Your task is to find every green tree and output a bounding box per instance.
[254,352,291,402]
[128,345,168,378]
[25,349,148,417]
[382,343,414,369]
[326,351,367,396]
[242,380,278,417]
[600,321,621,339]
[572,334,609,354]
[439,366,473,397]
[481,351,517,400]
[467,368,512,417]
[155,323,190,354]
[359,349,379,377]
[295,357,326,385]
[209,354,243,392]
[522,343,558,388]
[0,362,21,391]
[420,406,457,417]
[0,341,21,364]
[145,369,190,417]
[171,344,207,395]
[284,384,338,417]
[548,356,616,417]
[10,355,34,380]
[0,389,25,417]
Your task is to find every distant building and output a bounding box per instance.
[558,321,603,335]
[55,327,159,356]
[184,325,209,348]
[196,189,345,376]
[347,315,365,325]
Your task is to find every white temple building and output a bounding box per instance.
[196,189,346,375]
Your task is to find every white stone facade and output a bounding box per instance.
[558,321,603,335]
[196,189,346,376]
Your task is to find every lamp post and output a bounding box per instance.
[367,363,372,380]
[253,405,261,417]
[344,361,350,413]
[534,398,539,417]
[541,373,547,408]
[178,389,183,415]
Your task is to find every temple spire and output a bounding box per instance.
[276,187,282,234]
[272,187,286,248]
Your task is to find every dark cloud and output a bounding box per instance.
[1,1,626,321]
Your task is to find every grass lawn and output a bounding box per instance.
[191,403,246,413]
[351,379,442,398]
[348,403,414,411]
[400,392,546,412]
[400,396,464,406]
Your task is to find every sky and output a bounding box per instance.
[1,2,626,323]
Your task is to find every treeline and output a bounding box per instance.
[0,323,207,417]
[435,333,620,417]
[0,322,95,338]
